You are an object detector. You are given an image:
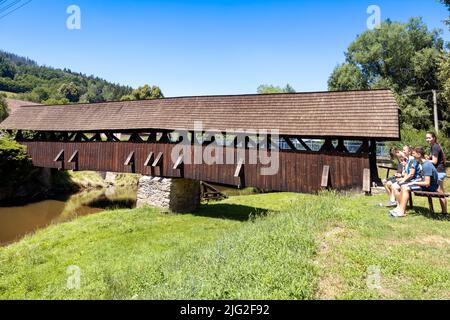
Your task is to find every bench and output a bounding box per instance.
[409,191,450,214]
[378,165,398,180]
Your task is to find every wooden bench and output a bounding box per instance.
[409,191,450,214]
[378,165,398,180]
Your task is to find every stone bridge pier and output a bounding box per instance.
[136,176,201,213]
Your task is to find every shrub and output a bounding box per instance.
[0,136,37,189]
[0,95,8,122]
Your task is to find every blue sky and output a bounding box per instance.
[0,0,449,97]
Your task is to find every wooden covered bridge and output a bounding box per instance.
[0,89,400,194]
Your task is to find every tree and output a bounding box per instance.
[328,18,448,132]
[257,84,296,94]
[0,95,8,122]
[437,0,450,132]
[58,82,80,102]
[0,56,16,79]
[120,84,164,101]
[441,0,450,27]
[328,63,367,91]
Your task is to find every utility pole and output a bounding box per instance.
[407,89,440,133]
[432,89,439,134]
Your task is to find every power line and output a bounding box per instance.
[0,0,32,21]
[0,0,22,15]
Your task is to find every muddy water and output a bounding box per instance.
[0,186,137,246]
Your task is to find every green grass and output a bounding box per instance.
[0,91,17,99]
[0,188,449,300]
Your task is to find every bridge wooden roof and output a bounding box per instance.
[0,89,400,140]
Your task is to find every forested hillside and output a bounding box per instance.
[0,50,162,105]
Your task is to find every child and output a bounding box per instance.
[390,147,440,217]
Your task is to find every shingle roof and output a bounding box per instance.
[4,98,40,114]
[0,89,400,139]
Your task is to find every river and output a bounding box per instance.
[0,186,137,246]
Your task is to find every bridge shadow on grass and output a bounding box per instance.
[194,203,273,221]
[409,206,450,221]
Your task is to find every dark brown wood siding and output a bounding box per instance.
[22,141,370,193]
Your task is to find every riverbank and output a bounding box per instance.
[0,185,138,246]
[0,169,141,206]
[0,191,448,300]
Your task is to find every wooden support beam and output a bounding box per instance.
[203,135,216,146]
[234,158,244,178]
[270,136,280,150]
[356,140,370,154]
[282,136,297,151]
[335,139,349,153]
[15,130,23,141]
[74,133,89,142]
[152,152,163,167]
[124,151,135,166]
[49,132,57,141]
[90,133,102,142]
[244,136,258,149]
[68,150,78,163]
[428,197,435,214]
[53,149,64,162]
[232,136,239,148]
[234,158,245,188]
[321,165,330,188]
[294,137,311,151]
[369,139,381,185]
[319,139,335,152]
[147,132,157,143]
[129,132,144,143]
[173,155,184,170]
[363,168,371,195]
[67,132,76,141]
[68,150,79,171]
[158,132,170,143]
[173,154,184,177]
[105,132,120,142]
[59,132,69,142]
[53,149,64,170]
[260,135,271,149]
[124,151,135,173]
[144,152,154,166]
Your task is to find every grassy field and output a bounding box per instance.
[0,180,448,300]
[0,91,17,99]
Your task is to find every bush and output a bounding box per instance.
[0,96,8,122]
[0,77,32,93]
[0,136,37,189]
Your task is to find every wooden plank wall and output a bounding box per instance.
[21,141,370,193]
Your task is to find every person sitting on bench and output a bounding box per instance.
[390,147,440,217]
[426,132,447,214]
[382,147,406,207]
[390,145,422,206]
